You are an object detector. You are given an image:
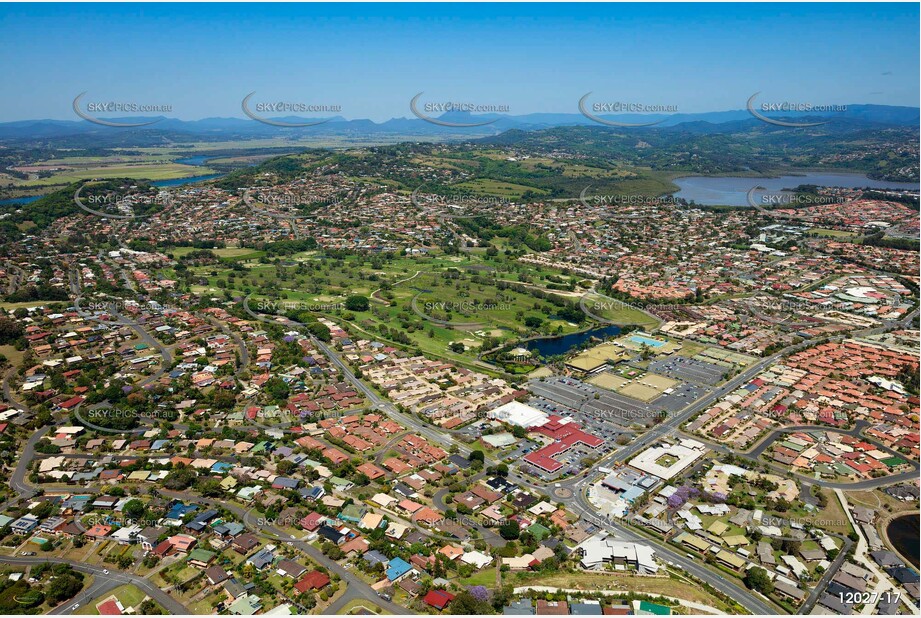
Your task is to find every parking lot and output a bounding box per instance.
[583,390,660,427]
[655,382,708,412]
[646,354,727,386]
[528,377,593,411]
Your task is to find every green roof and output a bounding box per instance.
[188,548,216,563]
[526,522,551,541]
[638,601,671,615]
[882,456,907,467]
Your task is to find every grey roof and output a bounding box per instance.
[570,602,603,615]
[504,600,535,615]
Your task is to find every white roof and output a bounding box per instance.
[461,550,493,569]
[488,401,548,428]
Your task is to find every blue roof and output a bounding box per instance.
[386,557,412,581]
[166,503,198,520]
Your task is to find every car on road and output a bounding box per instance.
[102,569,109,575]
[71,604,80,611]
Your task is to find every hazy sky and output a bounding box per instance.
[1,3,918,122]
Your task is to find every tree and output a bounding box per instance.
[499,521,520,540]
[163,466,197,490]
[45,572,84,604]
[345,295,370,312]
[523,316,543,328]
[743,567,774,595]
[139,600,164,615]
[124,499,146,521]
[448,590,493,614]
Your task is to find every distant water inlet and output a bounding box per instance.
[887,514,920,568]
[673,172,920,207]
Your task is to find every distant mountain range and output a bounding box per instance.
[0,104,917,141]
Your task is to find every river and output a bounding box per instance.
[887,514,920,568]
[1,157,225,204]
[673,172,920,207]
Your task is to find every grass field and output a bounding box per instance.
[582,293,662,330]
[812,228,860,238]
[74,584,148,615]
[458,568,498,587]
[454,178,550,198]
[511,571,735,612]
[9,163,219,188]
[191,251,590,366]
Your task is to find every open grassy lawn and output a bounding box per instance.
[74,584,148,615]
[0,344,25,367]
[511,571,735,612]
[800,489,853,535]
[211,252,589,367]
[458,568,498,587]
[812,228,859,238]
[582,293,662,330]
[188,590,225,615]
[847,488,917,514]
[675,340,708,358]
[11,163,219,188]
[0,300,64,311]
[454,178,550,198]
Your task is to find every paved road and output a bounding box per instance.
[5,426,50,504]
[0,555,190,614]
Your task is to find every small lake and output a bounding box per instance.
[673,172,920,207]
[0,195,42,206]
[887,514,920,568]
[525,324,621,357]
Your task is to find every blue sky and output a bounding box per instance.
[0,3,917,121]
